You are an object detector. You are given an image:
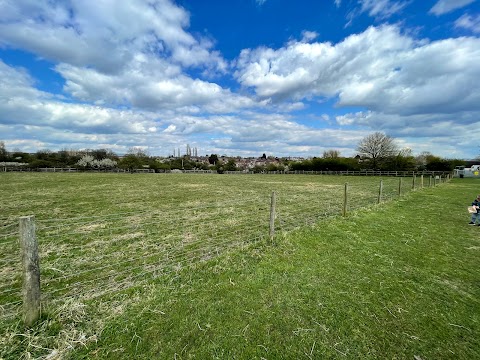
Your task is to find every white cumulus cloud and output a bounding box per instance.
[56,56,255,113]
[0,0,227,72]
[235,25,480,117]
[0,60,158,134]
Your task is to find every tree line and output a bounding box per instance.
[0,132,469,172]
[291,133,465,172]
[0,143,220,172]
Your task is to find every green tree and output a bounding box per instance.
[89,148,118,161]
[56,149,82,167]
[0,141,9,161]
[415,151,434,171]
[29,159,55,168]
[224,159,237,171]
[195,162,210,170]
[251,164,266,173]
[208,154,219,165]
[384,148,416,171]
[425,157,457,171]
[289,160,312,171]
[119,154,143,172]
[10,151,31,163]
[155,162,171,172]
[215,161,225,174]
[266,163,285,172]
[31,149,56,167]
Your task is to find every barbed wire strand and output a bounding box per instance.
[38,202,270,237]
[41,222,267,287]
[36,208,269,250]
[32,196,268,227]
[52,237,263,303]
[44,233,263,298]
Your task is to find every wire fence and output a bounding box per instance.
[2,165,453,178]
[0,174,450,324]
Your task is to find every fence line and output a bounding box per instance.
[27,195,266,227]
[0,175,451,324]
[2,166,453,178]
[45,234,257,298]
[55,239,254,304]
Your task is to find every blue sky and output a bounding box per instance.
[0,0,479,158]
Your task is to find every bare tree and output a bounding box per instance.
[323,149,340,159]
[127,147,149,158]
[356,132,397,169]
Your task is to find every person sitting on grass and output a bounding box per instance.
[469,194,480,225]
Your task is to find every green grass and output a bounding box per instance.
[1,173,477,359]
[0,172,418,219]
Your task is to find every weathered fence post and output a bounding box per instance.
[398,177,402,196]
[19,215,41,327]
[269,192,276,244]
[343,183,348,217]
[412,173,416,190]
[377,180,383,204]
[421,175,424,189]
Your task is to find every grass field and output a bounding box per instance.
[1,173,478,359]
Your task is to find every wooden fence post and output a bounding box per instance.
[377,180,383,204]
[412,173,416,190]
[398,177,402,196]
[19,215,41,327]
[269,192,276,244]
[421,175,424,189]
[343,183,348,217]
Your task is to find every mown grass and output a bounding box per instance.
[2,173,477,359]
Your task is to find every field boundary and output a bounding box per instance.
[0,174,452,327]
[1,165,453,178]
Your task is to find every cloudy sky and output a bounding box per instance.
[0,0,479,158]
